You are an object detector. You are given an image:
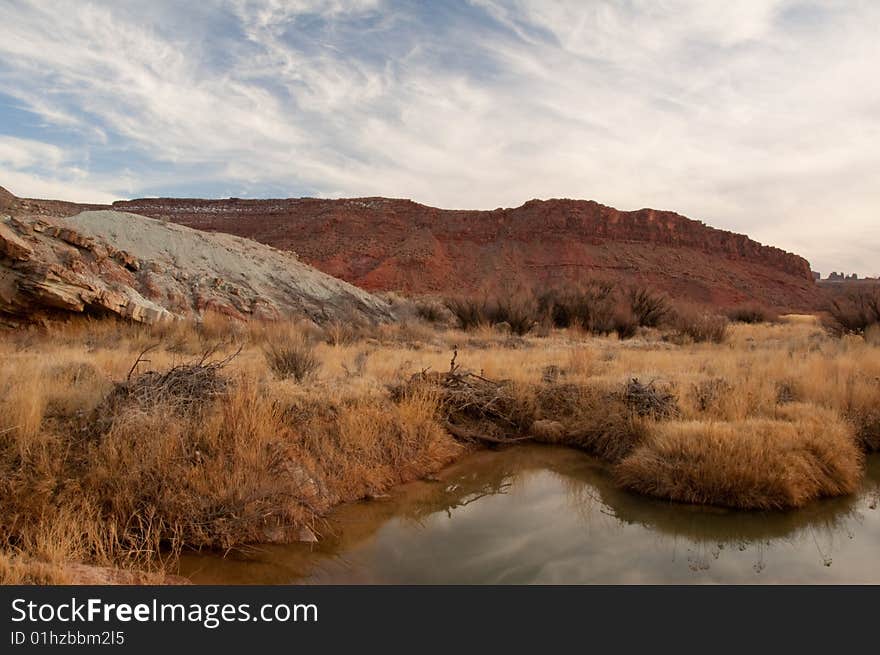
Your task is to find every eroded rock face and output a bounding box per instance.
[110,196,820,310]
[0,185,15,211]
[0,210,393,326]
[1,185,822,310]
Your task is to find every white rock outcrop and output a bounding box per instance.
[0,210,393,326]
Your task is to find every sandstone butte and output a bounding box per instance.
[2,185,823,312]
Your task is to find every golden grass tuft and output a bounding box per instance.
[0,552,71,585]
[614,405,863,509]
[0,367,46,455]
[529,383,649,462]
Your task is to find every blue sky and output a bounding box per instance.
[0,0,877,275]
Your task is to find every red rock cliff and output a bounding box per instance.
[1,186,820,310]
[108,196,818,310]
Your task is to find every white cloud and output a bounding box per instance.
[0,168,118,204]
[0,135,118,202]
[0,136,66,169]
[0,0,877,275]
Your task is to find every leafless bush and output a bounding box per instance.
[825,287,880,336]
[444,294,538,335]
[414,298,453,325]
[691,377,731,413]
[263,337,321,382]
[629,287,670,328]
[672,307,729,343]
[727,304,777,324]
[444,297,489,331]
[538,282,615,331]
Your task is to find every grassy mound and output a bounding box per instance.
[614,406,863,509]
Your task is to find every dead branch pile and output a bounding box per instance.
[393,348,530,444]
[97,345,240,421]
[619,378,678,418]
[393,352,676,457]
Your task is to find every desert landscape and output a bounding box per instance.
[1,185,878,584]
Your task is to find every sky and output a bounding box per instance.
[0,0,877,276]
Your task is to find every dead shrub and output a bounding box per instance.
[414,298,454,326]
[444,294,538,335]
[611,307,639,339]
[629,287,670,327]
[536,283,640,339]
[690,377,732,414]
[727,304,777,324]
[438,376,534,441]
[264,336,321,382]
[614,406,863,509]
[538,282,615,332]
[825,287,880,336]
[484,294,539,336]
[671,307,729,343]
[444,296,488,331]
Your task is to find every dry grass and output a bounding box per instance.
[865,323,880,347]
[615,405,863,509]
[1,311,878,581]
[263,333,321,382]
[0,553,71,584]
[671,306,729,343]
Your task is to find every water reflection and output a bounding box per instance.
[178,446,880,584]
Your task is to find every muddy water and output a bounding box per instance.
[179,446,880,584]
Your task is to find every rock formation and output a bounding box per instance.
[109,196,820,310]
[0,209,393,326]
[0,185,14,210]
[1,186,823,311]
